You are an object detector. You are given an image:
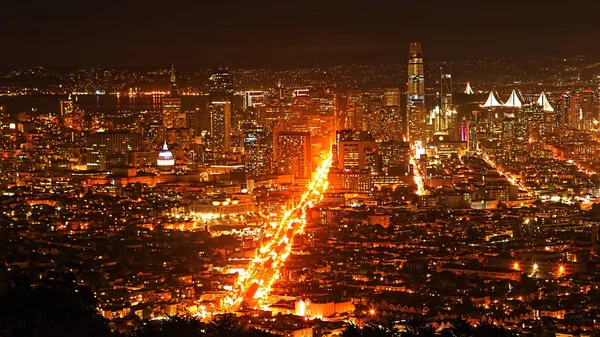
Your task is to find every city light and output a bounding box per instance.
[410,149,427,196]
[481,153,526,190]
[4,28,600,337]
[223,152,332,311]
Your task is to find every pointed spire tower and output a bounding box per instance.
[169,65,178,97]
[503,89,522,108]
[482,90,503,107]
[537,91,554,112]
[464,82,474,95]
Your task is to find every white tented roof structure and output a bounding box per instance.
[503,89,522,108]
[482,90,503,107]
[537,91,554,112]
[464,82,474,95]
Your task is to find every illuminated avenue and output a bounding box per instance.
[224,153,332,312]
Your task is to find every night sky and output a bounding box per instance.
[1,0,599,68]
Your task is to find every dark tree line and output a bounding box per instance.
[133,314,279,337]
[341,318,518,337]
[0,273,278,337]
[0,274,546,337]
[0,272,112,337]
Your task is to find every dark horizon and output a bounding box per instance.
[1,0,599,69]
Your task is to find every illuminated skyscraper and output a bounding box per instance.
[333,130,377,173]
[407,42,428,147]
[209,68,234,103]
[384,88,400,107]
[460,118,469,142]
[210,101,231,154]
[440,72,452,116]
[436,71,457,138]
[243,91,266,111]
[581,89,596,130]
[408,43,424,104]
[379,140,411,175]
[346,90,364,130]
[242,123,272,176]
[59,94,83,130]
[162,98,184,129]
[169,65,178,96]
[557,90,598,130]
[274,131,311,179]
[162,66,185,129]
[85,132,143,170]
[59,96,74,116]
[597,76,600,121]
[557,94,581,130]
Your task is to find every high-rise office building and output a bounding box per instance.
[597,76,600,123]
[59,96,74,117]
[210,101,231,154]
[242,123,272,177]
[209,68,234,103]
[162,66,185,129]
[345,90,364,130]
[169,65,178,96]
[162,97,184,129]
[334,130,377,173]
[378,140,410,175]
[274,131,311,179]
[468,120,478,151]
[382,89,402,141]
[384,88,400,107]
[366,108,399,142]
[557,94,582,130]
[143,123,166,150]
[243,91,266,111]
[432,106,448,135]
[440,72,453,129]
[581,89,596,130]
[338,140,377,173]
[59,95,83,130]
[460,118,469,142]
[365,90,384,113]
[408,43,425,104]
[86,132,143,170]
[407,42,428,147]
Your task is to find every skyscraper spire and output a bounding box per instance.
[406,42,427,146]
[169,65,178,97]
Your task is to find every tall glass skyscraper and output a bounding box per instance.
[407,42,428,148]
[209,68,234,103]
[407,42,424,104]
